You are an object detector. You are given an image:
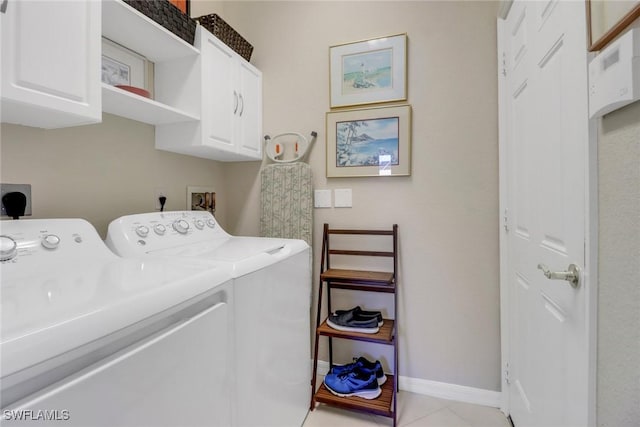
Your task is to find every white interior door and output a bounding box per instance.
[500,1,591,426]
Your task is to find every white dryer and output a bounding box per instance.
[106,211,311,427]
[1,219,234,427]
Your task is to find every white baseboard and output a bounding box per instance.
[315,360,331,376]
[315,360,501,408]
[398,376,501,408]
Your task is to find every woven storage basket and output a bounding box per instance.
[124,0,196,45]
[196,14,253,61]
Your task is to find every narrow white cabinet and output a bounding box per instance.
[236,61,262,158]
[156,25,262,161]
[1,0,101,129]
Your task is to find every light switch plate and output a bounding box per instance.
[314,190,332,208]
[334,189,352,208]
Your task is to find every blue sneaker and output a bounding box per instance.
[323,368,381,399]
[330,357,387,385]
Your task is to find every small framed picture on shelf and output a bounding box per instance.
[326,104,412,178]
[329,33,407,108]
[101,37,154,98]
[187,186,216,216]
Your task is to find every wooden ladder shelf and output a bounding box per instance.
[310,223,399,426]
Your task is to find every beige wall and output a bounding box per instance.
[190,0,224,19]
[218,1,501,390]
[0,114,229,237]
[0,1,501,392]
[597,100,640,427]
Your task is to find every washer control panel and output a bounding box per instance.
[106,211,230,257]
[0,219,105,265]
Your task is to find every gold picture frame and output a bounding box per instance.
[587,0,640,51]
[329,34,407,108]
[326,105,411,178]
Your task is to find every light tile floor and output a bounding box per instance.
[304,391,512,427]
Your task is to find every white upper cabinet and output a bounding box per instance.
[1,0,101,129]
[156,26,263,161]
[1,0,257,162]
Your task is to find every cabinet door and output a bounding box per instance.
[237,61,263,159]
[1,0,101,128]
[201,33,235,152]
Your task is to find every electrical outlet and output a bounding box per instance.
[1,183,32,217]
[155,188,167,210]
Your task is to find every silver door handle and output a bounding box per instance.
[238,93,244,117]
[537,263,580,288]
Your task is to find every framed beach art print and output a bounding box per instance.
[329,34,407,108]
[326,105,411,178]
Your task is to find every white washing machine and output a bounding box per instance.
[106,211,311,427]
[0,219,234,427]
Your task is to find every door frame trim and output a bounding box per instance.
[496,13,599,427]
[586,103,599,427]
[497,16,511,416]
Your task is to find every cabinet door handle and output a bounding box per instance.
[233,91,238,114]
[239,93,244,117]
[1,0,8,14]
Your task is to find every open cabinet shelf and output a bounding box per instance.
[102,84,199,125]
[310,223,399,427]
[102,0,199,63]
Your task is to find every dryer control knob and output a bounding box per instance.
[0,235,18,261]
[154,224,166,235]
[206,219,216,228]
[41,234,60,250]
[135,225,150,238]
[194,219,205,230]
[173,219,190,234]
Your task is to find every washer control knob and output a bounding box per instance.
[135,225,150,238]
[154,224,166,235]
[0,236,18,261]
[173,219,190,234]
[41,234,61,250]
[194,219,205,230]
[206,219,216,229]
